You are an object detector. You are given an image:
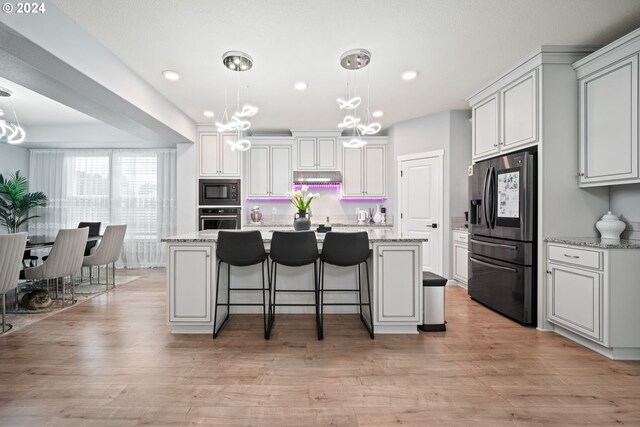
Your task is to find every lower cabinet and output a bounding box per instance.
[547,262,602,341]
[546,242,640,360]
[374,243,422,325]
[168,245,212,323]
[452,230,468,285]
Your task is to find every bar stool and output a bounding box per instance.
[318,231,374,340]
[267,231,320,339]
[213,231,270,339]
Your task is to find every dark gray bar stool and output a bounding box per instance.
[319,231,374,340]
[267,231,320,339]
[213,231,270,339]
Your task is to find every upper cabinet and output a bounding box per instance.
[502,69,538,149]
[574,30,640,187]
[342,140,387,198]
[199,133,241,177]
[470,69,539,162]
[472,94,500,159]
[296,137,338,170]
[245,139,293,198]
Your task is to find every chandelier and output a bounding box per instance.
[336,49,381,148]
[0,87,26,145]
[215,51,257,152]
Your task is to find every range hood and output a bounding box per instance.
[293,171,342,185]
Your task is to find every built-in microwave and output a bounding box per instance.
[199,179,241,206]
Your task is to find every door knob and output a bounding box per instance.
[429,224,438,228]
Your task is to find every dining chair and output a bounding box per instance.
[77,222,101,282]
[24,228,89,307]
[0,232,28,333]
[82,225,126,290]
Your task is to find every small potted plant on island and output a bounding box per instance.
[285,185,319,231]
[0,171,48,234]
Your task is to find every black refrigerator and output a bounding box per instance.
[468,148,537,325]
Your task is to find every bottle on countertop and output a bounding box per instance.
[380,207,386,225]
[324,216,331,228]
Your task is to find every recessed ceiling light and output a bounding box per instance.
[401,70,418,81]
[294,81,308,91]
[372,110,384,118]
[203,110,215,118]
[162,70,180,81]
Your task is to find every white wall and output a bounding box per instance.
[610,184,640,239]
[0,144,29,178]
[176,143,197,234]
[449,111,472,221]
[388,109,472,278]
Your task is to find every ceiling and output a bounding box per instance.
[0,75,97,125]
[34,0,640,132]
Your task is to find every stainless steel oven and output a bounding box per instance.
[199,179,241,206]
[199,207,241,230]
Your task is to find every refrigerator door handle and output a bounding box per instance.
[482,167,490,228]
[485,166,495,229]
[470,257,517,273]
[469,238,517,250]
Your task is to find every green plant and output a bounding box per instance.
[0,171,47,234]
[284,185,319,212]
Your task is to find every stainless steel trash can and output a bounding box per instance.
[418,271,447,332]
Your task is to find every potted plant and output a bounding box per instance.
[0,171,47,234]
[285,185,319,231]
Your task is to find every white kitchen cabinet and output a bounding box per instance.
[472,94,500,159]
[546,242,640,360]
[471,69,540,162]
[374,243,421,325]
[168,245,212,323]
[501,69,538,149]
[577,55,638,186]
[199,132,241,177]
[246,141,292,198]
[452,230,468,285]
[547,262,602,341]
[296,137,337,170]
[342,143,387,198]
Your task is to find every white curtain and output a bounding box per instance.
[28,149,176,268]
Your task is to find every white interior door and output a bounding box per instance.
[400,155,442,274]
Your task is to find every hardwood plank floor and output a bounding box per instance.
[0,269,639,426]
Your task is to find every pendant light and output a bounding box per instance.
[0,87,26,145]
[215,51,258,151]
[337,49,380,148]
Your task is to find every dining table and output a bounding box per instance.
[26,235,102,250]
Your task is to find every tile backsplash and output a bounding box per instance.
[622,221,640,240]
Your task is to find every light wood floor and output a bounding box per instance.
[0,269,639,426]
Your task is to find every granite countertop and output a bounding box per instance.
[545,237,640,250]
[244,222,393,228]
[163,228,427,243]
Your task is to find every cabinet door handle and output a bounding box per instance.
[546,270,552,274]
[563,254,580,259]
[493,144,498,147]
[577,173,585,177]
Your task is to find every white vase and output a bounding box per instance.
[595,211,626,240]
[373,204,383,224]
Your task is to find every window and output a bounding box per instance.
[29,149,176,268]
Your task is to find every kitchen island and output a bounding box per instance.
[162,229,427,334]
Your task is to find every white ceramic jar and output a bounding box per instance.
[595,211,626,240]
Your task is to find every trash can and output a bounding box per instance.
[418,271,447,332]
